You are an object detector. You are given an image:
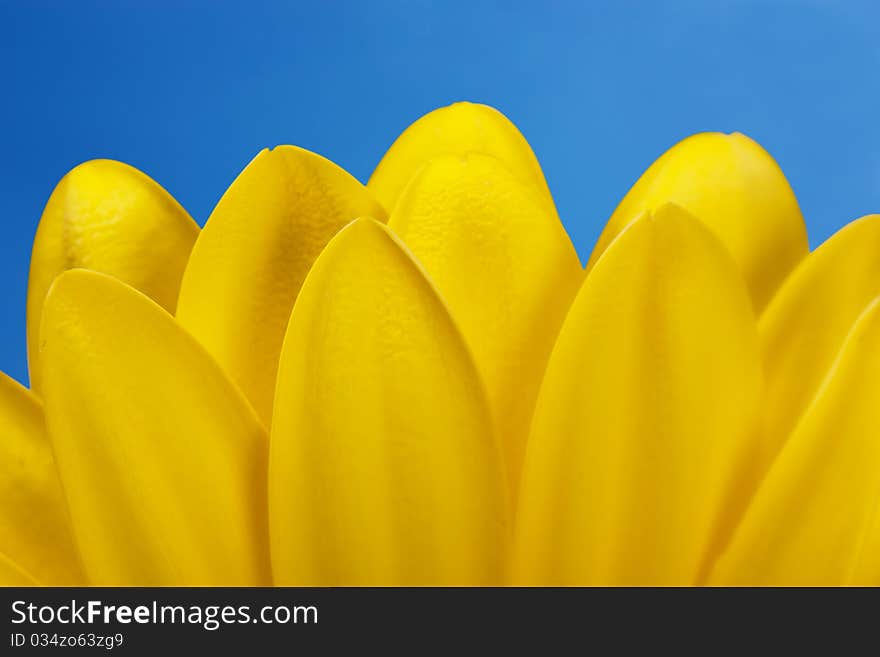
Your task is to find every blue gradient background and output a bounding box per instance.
[1,1,878,385]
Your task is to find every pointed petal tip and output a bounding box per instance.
[41,269,270,585]
[711,292,880,586]
[514,196,761,585]
[368,101,555,218]
[386,151,581,488]
[270,209,507,585]
[587,130,807,312]
[27,159,198,391]
[756,212,880,464]
[175,145,385,426]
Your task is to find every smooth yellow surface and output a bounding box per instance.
[586,132,807,312]
[176,146,386,426]
[27,159,199,391]
[368,102,557,217]
[0,371,83,585]
[513,205,762,585]
[0,552,39,585]
[270,219,509,585]
[757,214,880,464]
[710,297,880,585]
[40,270,270,586]
[388,154,582,491]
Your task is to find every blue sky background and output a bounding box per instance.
[0,0,878,385]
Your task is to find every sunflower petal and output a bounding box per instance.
[388,153,581,490]
[513,204,762,585]
[587,133,807,312]
[0,371,83,585]
[40,270,269,586]
[758,215,880,463]
[270,219,509,585]
[27,159,198,391]
[368,102,556,216]
[176,146,386,425]
[710,297,880,585]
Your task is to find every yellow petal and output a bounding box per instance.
[27,159,199,391]
[710,297,880,585]
[513,204,762,585]
[0,552,39,585]
[176,146,386,425]
[0,371,83,585]
[40,270,269,586]
[270,219,509,585]
[368,102,557,217]
[587,133,807,312]
[388,153,582,490]
[758,215,880,464]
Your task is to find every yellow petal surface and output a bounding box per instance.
[27,159,199,391]
[0,552,39,585]
[176,146,386,425]
[0,371,83,585]
[758,214,880,464]
[586,132,807,312]
[368,102,556,217]
[270,219,509,585]
[513,204,762,585]
[388,154,582,490]
[40,270,269,586]
[710,297,880,585]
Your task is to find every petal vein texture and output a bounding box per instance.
[270,219,509,586]
[41,270,270,585]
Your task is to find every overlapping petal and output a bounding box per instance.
[0,372,83,585]
[513,204,762,585]
[4,101,877,589]
[586,132,808,312]
[0,553,38,585]
[757,214,880,463]
[27,160,198,391]
[710,297,880,585]
[388,154,582,489]
[368,102,557,217]
[40,270,270,586]
[176,146,386,425]
[269,219,509,585]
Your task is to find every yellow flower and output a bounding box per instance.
[2,102,878,586]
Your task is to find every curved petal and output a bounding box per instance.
[0,371,83,585]
[586,132,807,312]
[710,297,880,585]
[388,153,582,491]
[368,102,556,217]
[40,270,269,586]
[758,215,880,464]
[270,219,509,585]
[0,552,39,585]
[27,159,199,391]
[513,204,762,585]
[176,146,386,425]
